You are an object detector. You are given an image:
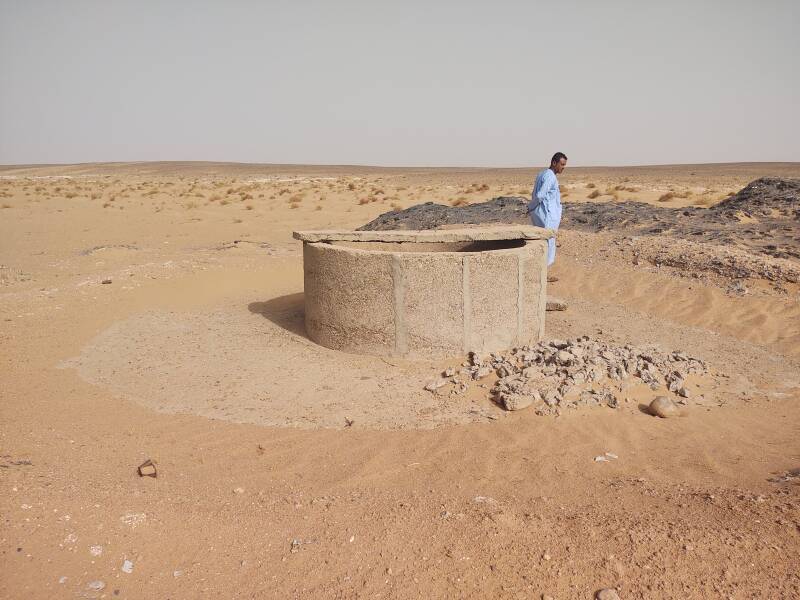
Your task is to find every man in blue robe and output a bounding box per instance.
[529,152,567,272]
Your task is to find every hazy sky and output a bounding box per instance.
[1,0,797,167]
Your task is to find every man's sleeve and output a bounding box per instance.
[534,171,554,204]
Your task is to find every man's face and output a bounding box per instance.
[552,158,567,174]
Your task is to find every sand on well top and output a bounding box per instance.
[1,161,799,598]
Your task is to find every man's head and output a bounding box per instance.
[550,152,568,174]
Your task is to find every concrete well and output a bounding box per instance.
[293,226,555,359]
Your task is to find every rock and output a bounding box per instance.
[544,389,561,406]
[727,280,748,295]
[473,366,492,380]
[87,581,105,591]
[677,386,690,398]
[555,350,573,366]
[666,371,684,393]
[596,588,621,600]
[443,367,456,377]
[546,298,568,311]
[121,559,133,574]
[101,279,112,284]
[137,459,157,478]
[424,378,448,392]
[501,393,533,411]
[649,396,679,418]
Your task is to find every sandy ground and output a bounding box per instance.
[1,162,799,598]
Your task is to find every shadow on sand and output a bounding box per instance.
[248,293,308,339]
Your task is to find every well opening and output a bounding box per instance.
[328,239,526,253]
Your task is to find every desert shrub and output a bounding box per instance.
[588,189,600,199]
[358,197,370,205]
[586,182,596,188]
[347,182,356,190]
[658,192,674,202]
[450,197,469,207]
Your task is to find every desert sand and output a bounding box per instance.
[1,161,799,598]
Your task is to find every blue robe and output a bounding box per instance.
[528,168,561,266]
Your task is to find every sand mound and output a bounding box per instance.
[58,307,503,430]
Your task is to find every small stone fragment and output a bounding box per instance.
[596,589,621,600]
[473,366,492,380]
[137,459,157,478]
[649,396,679,418]
[546,298,568,311]
[87,581,105,591]
[544,389,561,406]
[424,378,447,392]
[101,279,112,285]
[501,393,533,411]
[555,350,573,366]
[121,560,133,574]
[666,371,684,393]
[677,386,690,398]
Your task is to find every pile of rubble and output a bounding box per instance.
[425,337,710,415]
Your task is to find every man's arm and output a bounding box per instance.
[534,171,554,205]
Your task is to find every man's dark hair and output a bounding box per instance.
[551,152,568,165]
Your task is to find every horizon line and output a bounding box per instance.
[2,159,800,171]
